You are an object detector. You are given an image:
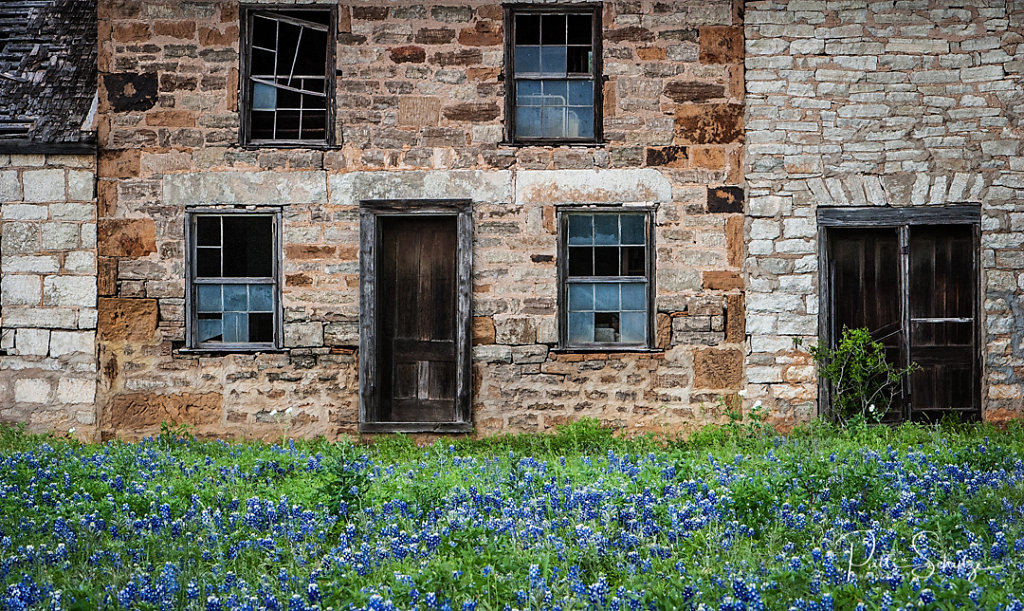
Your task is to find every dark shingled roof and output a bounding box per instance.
[0,0,97,153]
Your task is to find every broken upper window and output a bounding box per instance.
[188,212,280,349]
[560,209,654,348]
[242,8,334,145]
[507,6,601,143]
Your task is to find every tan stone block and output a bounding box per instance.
[144,111,197,127]
[97,180,117,218]
[704,271,742,290]
[473,316,495,345]
[227,67,238,112]
[98,218,156,257]
[691,147,726,169]
[674,103,744,145]
[467,67,500,82]
[656,312,671,349]
[692,347,743,389]
[458,21,502,46]
[98,150,140,179]
[285,244,337,260]
[97,298,158,342]
[98,256,118,296]
[637,46,666,61]
[101,392,221,429]
[113,22,149,43]
[199,25,237,46]
[397,96,442,127]
[726,294,744,343]
[152,20,196,39]
[699,26,743,64]
[725,215,743,267]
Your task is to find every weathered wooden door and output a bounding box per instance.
[823,216,979,422]
[377,216,458,423]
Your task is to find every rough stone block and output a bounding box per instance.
[3,204,47,220]
[2,255,59,273]
[284,322,324,348]
[57,378,96,405]
[495,317,535,345]
[397,96,442,127]
[442,102,500,122]
[14,378,52,404]
[43,275,96,307]
[645,146,688,167]
[693,347,743,389]
[67,171,94,201]
[22,169,65,203]
[97,218,157,257]
[704,271,743,290]
[101,392,221,429]
[164,171,328,206]
[516,169,672,204]
[674,104,744,144]
[98,150,141,179]
[41,223,79,250]
[329,170,511,206]
[1,274,41,305]
[97,298,158,341]
[2,307,76,329]
[50,330,94,358]
[14,328,49,356]
[699,26,743,64]
[473,316,495,345]
[707,186,743,213]
[0,170,22,201]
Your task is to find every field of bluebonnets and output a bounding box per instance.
[2,417,1024,611]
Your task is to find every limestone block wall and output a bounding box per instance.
[744,0,1024,424]
[95,0,747,440]
[0,154,99,433]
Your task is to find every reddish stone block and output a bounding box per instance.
[726,295,745,343]
[101,392,222,429]
[389,45,426,63]
[285,245,338,259]
[674,103,743,144]
[144,110,197,127]
[692,347,743,389]
[98,218,157,257]
[98,257,119,296]
[691,147,726,169]
[473,317,495,345]
[605,26,654,43]
[98,298,158,342]
[704,271,743,291]
[152,20,196,39]
[286,273,313,288]
[442,102,500,122]
[99,149,141,179]
[637,46,667,60]
[431,49,482,66]
[458,21,502,46]
[199,25,237,46]
[699,26,743,64]
[112,22,149,43]
[415,27,455,45]
[664,81,726,103]
[726,215,744,267]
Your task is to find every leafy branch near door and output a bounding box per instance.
[807,326,918,425]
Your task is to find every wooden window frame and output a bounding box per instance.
[816,204,982,422]
[556,205,657,351]
[502,3,604,146]
[239,5,337,148]
[184,207,284,352]
[358,199,474,434]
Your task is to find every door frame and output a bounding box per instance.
[816,204,982,422]
[358,199,473,433]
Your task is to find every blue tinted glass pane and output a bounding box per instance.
[541,80,567,106]
[620,214,645,245]
[515,46,540,73]
[198,318,222,343]
[540,107,564,138]
[621,283,646,311]
[567,107,593,139]
[540,47,566,75]
[516,107,541,138]
[594,215,620,245]
[568,215,593,245]
[223,312,248,343]
[252,82,277,111]
[568,312,593,344]
[516,80,543,106]
[568,80,593,106]
[595,283,619,311]
[568,283,593,311]
[249,285,273,312]
[197,285,222,313]
[224,285,248,311]
[620,312,646,343]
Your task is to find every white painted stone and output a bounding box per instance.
[283,322,323,348]
[329,170,512,206]
[49,330,93,358]
[80,224,96,248]
[806,177,831,204]
[1,274,41,305]
[43,275,96,307]
[824,177,849,204]
[14,329,49,356]
[981,140,1019,156]
[164,171,328,206]
[14,378,51,404]
[748,195,792,217]
[885,39,949,54]
[3,204,47,220]
[22,169,65,203]
[57,378,96,405]
[78,308,97,330]
[1,306,76,329]
[515,170,671,205]
[844,175,867,205]
[0,170,22,201]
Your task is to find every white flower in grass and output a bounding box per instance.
[68,428,76,435]
[738,389,747,397]
[285,407,294,415]
[269,409,278,417]
[868,404,876,413]
[753,400,762,409]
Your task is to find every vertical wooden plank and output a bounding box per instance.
[358,209,378,425]
[456,205,474,425]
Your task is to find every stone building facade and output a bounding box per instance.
[1,0,1022,440]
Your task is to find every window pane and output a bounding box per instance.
[542,80,568,105]
[274,110,301,140]
[568,107,594,139]
[568,80,593,107]
[276,22,302,76]
[622,246,646,276]
[224,284,248,311]
[223,312,248,343]
[568,215,593,245]
[196,247,221,278]
[198,318,223,343]
[251,49,276,77]
[222,216,273,277]
[568,312,593,343]
[514,46,540,74]
[594,215,619,245]
[197,285,222,313]
[249,313,274,343]
[620,312,646,343]
[516,80,543,106]
[595,283,619,311]
[252,82,277,111]
[566,14,592,45]
[515,14,540,45]
[594,247,619,276]
[301,111,327,140]
[197,217,220,246]
[250,111,275,140]
[541,14,566,44]
[594,312,619,343]
[568,247,593,276]
[540,107,564,138]
[295,29,328,77]
[539,47,567,76]
[621,283,646,311]
[516,106,542,138]
[620,215,645,245]
[566,47,591,74]
[252,16,277,49]
[277,88,301,110]
[568,283,593,311]
[249,285,274,312]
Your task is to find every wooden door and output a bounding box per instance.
[908,225,979,421]
[377,216,458,423]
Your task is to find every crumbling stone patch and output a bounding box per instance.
[674,103,744,144]
[98,218,156,257]
[102,392,221,429]
[100,72,158,112]
[692,347,743,389]
[97,298,158,342]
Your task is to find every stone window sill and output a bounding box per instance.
[176,348,289,356]
[550,348,664,355]
[498,140,607,148]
